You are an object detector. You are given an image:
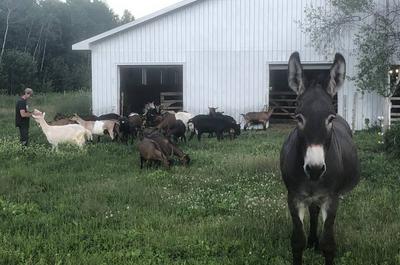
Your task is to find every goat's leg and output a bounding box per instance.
[320,197,339,265]
[263,121,267,130]
[288,194,307,265]
[308,203,320,250]
[188,131,195,141]
[216,131,223,141]
[197,132,202,141]
[108,129,114,140]
[244,122,248,131]
[140,156,144,169]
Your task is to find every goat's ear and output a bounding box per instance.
[288,52,305,96]
[43,112,46,118]
[327,53,346,97]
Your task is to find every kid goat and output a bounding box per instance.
[280,52,360,265]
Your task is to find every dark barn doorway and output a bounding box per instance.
[269,65,338,123]
[120,65,183,116]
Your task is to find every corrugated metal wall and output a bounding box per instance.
[90,0,385,130]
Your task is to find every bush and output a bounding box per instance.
[384,123,400,156]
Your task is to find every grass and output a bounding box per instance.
[0,92,399,265]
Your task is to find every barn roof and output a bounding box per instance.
[72,0,201,50]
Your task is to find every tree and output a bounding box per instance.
[0,0,125,94]
[301,0,400,98]
[0,49,37,95]
[0,0,35,64]
[119,9,135,25]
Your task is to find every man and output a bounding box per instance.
[15,88,33,146]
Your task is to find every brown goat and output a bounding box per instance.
[138,138,170,169]
[48,118,77,126]
[241,107,274,130]
[156,112,176,134]
[147,134,190,165]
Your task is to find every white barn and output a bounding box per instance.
[72,0,386,130]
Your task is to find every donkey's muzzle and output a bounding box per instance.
[305,164,326,181]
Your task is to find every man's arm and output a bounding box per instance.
[20,109,32,117]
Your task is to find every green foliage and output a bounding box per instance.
[384,123,400,156]
[0,49,38,95]
[0,0,134,94]
[119,9,135,25]
[302,0,399,97]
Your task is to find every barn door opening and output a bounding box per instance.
[269,64,338,123]
[119,65,183,115]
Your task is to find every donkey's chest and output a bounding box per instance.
[295,184,331,206]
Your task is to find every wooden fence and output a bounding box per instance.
[391,97,400,123]
[269,91,338,122]
[160,92,183,111]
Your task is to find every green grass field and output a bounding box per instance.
[0,93,399,265]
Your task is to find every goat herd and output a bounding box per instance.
[30,104,275,169]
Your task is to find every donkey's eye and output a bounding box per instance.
[295,114,305,128]
[327,115,336,124]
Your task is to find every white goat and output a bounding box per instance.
[32,110,92,151]
[71,114,118,140]
[175,112,195,131]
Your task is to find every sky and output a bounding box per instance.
[103,0,183,18]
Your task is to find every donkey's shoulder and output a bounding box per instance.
[333,115,353,138]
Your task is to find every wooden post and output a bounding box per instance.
[351,92,357,132]
[383,96,391,131]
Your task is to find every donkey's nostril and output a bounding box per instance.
[305,165,311,174]
[305,164,326,181]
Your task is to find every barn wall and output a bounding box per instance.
[90,0,384,130]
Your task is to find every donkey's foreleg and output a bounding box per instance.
[288,195,307,265]
[320,197,339,265]
[308,203,321,250]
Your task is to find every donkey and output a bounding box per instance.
[280,52,360,265]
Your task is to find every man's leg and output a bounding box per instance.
[19,125,29,146]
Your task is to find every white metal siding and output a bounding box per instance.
[89,0,384,130]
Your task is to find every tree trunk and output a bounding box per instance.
[32,23,44,62]
[0,8,12,65]
[40,36,47,72]
[24,20,34,53]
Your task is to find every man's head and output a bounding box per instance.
[23,88,33,99]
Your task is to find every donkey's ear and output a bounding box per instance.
[327,53,346,97]
[288,52,305,95]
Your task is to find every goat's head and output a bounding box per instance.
[181,154,191,165]
[208,107,218,113]
[32,109,44,119]
[70,114,80,122]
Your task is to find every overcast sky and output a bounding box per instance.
[103,0,182,18]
